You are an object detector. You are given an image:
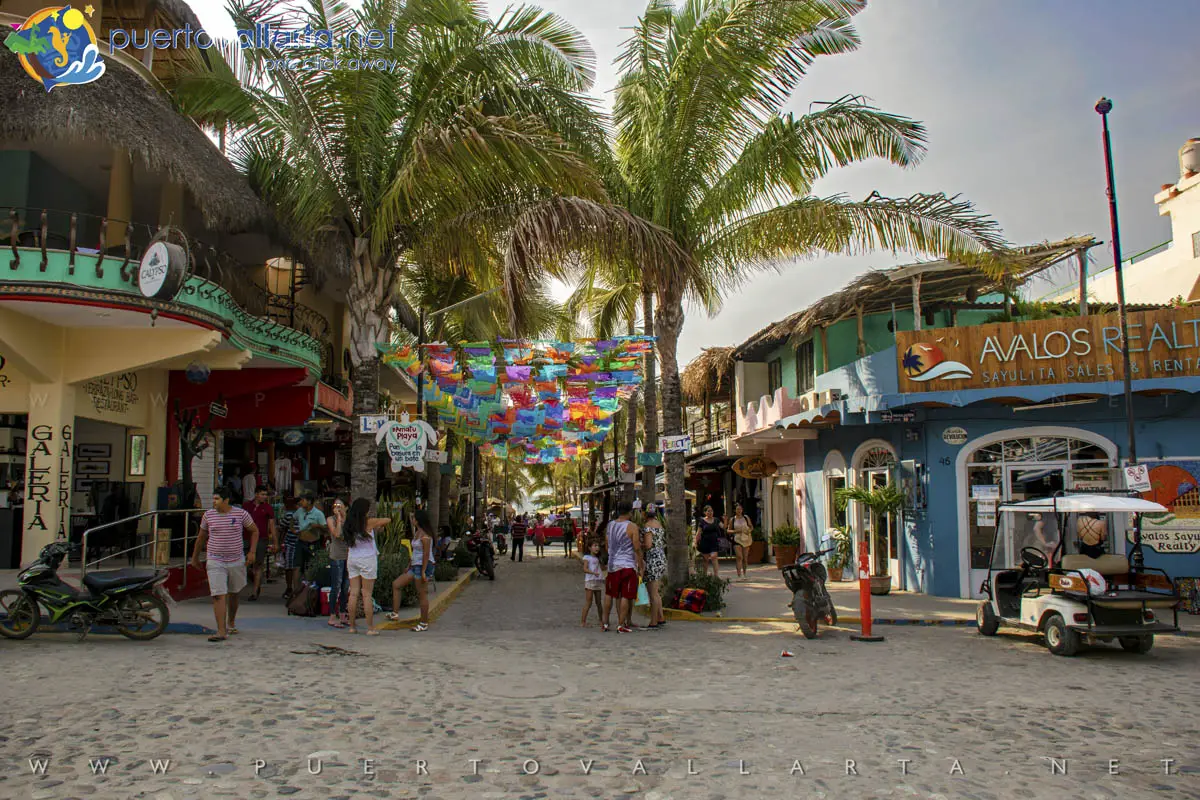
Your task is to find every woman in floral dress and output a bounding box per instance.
[641,504,668,628]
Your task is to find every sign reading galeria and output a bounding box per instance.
[896,307,1200,392]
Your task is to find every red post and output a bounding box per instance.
[851,548,885,642]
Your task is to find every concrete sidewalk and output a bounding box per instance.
[655,562,1200,631]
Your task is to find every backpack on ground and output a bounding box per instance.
[287,583,321,616]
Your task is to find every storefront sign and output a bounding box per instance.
[897,307,1200,392]
[1128,459,1200,553]
[880,410,915,423]
[732,455,778,479]
[375,416,438,472]
[281,430,305,446]
[942,426,968,446]
[637,452,663,467]
[81,373,138,416]
[359,414,388,434]
[209,402,228,419]
[137,241,187,301]
[660,435,691,454]
[1124,464,1151,492]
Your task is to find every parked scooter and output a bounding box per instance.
[782,547,837,639]
[493,529,508,556]
[466,531,496,580]
[0,541,171,641]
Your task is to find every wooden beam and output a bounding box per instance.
[855,305,866,357]
[912,275,922,331]
[818,325,829,373]
[1077,248,1089,317]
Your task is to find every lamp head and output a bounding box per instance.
[1095,97,1113,115]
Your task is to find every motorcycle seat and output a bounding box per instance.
[83,568,159,593]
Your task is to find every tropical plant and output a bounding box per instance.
[172,0,679,505]
[374,549,412,607]
[826,525,852,570]
[751,525,767,543]
[609,0,1005,586]
[769,524,802,546]
[835,483,904,575]
[434,561,459,582]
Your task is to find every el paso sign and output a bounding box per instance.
[896,307,1200,393]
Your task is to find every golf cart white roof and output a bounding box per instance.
[997,494,1167,514]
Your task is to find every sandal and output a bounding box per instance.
[366,630,380,636]
[327,619,346,628]
[347,627,358,634]
[227,626,239,635]
[413,622,428,632]
[207,635,226,643]
[601,624,610,632]
[385,612,400,621]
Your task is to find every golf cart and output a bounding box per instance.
[976,493,1182,656]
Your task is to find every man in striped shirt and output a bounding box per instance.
[191,486,259,642]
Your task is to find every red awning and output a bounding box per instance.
[169,367,314,430]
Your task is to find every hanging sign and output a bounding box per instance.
[281,430,304,446]
[359,414,388,435]
[375,414,439,472]
[424,449,448,464]
[942,426,968,446]
[880,411,915,423]
[660,435,692,454]
[1124,464,1151,492]
[637,452,663,467]
[732,455,778,480]
[208,402,228,419]
[137,240,188,301]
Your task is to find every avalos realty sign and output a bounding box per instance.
[897,307,1200,393]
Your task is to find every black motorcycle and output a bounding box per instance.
[782,547,837,639]
[0,541,171,641]
[466,532,496,580]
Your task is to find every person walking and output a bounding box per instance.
[509,514,527,562]
[694,505,723,580]
[729,502,753,581]
[533,519,547,558]
[602,500,642,633]
[581,539,604,626]
[563,517,576,558]
[641,504,667,628]
[343,498,389,636]
[388,509,435,631]
[326,498,350,628]
[242,487,277,601]
[278,495,300,601]
[191,487,258,643]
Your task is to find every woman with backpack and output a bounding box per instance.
[343,498,391,636]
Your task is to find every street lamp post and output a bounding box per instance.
[1096,98,1137,466]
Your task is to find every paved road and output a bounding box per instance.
[2,554,1199,799]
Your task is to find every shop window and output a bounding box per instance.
[795,340,815,394]
[826,474,846,529]
[768,358,782,394]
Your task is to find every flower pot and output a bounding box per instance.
[748,541,766,564]
[828,566,844,582]
[773,544,799,568]
[869,575,891,595]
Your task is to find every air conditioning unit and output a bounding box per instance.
[807,391,821,410]
[797,393,812,412]
[819,389,842,406]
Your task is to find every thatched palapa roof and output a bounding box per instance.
[682,346,737,405]
[735,236,1099,360]
[0,52,268,232]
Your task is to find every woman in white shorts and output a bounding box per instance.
[343,497,391,635]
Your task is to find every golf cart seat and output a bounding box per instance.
[1060,554,1128,576]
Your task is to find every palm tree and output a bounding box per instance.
[610,0,1006,585]
[172,0,677,503]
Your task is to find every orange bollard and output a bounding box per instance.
[850,549,885,643]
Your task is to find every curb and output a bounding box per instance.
[32,621,216,636]
[377,568,477,631]
[643,607,975,626]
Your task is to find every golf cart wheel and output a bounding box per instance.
[1043,613,1079,657]
[1119,635,1154,654]
[976,602,1000,636]
[792,591,817,639]
[0,590,40,640]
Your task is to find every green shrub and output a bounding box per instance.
[434,561,458,582]
[751,526,767,543]
[304,549,331,586]
[453,540,474,567]
[373,550,411,608]
[769,524,801,546]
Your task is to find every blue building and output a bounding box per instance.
[729,236,1200,599]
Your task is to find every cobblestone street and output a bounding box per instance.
[3,555,1200,800]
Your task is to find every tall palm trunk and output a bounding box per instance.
[621,316,638,505]
[462,441,475,534]
[640,290,658,509]
[657,286,688,586]
[347,260,397,504]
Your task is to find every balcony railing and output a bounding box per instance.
[737,387,803,435]
[688,414,734,452]
[4,205,337,381]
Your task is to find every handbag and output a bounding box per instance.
[636,581,650,606]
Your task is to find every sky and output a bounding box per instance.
[185,0,1199,364]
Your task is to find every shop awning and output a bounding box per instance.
[775,404,842,430]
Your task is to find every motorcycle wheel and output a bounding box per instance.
[484,553,496,580]
[0,590,40,640]
[791,590,818,639]
[114,592,169,641]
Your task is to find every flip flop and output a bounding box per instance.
[327,619,345,628]
[207,635,226,643]
[228,627,239,635]
[385,612,400,621]
[366,630,380,636]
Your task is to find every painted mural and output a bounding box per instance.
[1133,459,1200,554]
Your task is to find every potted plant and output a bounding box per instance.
[825,526,852,582]
[835,484,904,594]
[770,524,802,569]
[748,526,767,564]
